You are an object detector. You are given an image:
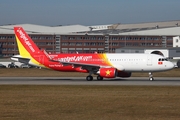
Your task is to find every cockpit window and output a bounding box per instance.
[158,58,168,61]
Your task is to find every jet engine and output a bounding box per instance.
[99,68,117,78]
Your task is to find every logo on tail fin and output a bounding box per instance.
[14,27,46,68]
[16,28,35,53]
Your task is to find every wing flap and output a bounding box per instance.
[60,61,100,67]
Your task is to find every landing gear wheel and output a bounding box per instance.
[149,72,154,81]
[97,75,103,81]
[149,77,154,81]
[86,75,93,81]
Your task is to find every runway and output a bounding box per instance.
[0,77,180,85]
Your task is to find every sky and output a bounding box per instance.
[0,0,180,26]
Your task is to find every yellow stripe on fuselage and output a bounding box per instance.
[102,53,113,66]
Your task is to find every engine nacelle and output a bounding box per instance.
[116,71,131,78]
[99,68,117,78]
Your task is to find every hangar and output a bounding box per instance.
[0,20,180,58]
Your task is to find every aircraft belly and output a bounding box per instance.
[124,63,152,72]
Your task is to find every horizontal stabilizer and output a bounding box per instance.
[11,55,30,64]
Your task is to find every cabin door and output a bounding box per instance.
[147,55,152,66]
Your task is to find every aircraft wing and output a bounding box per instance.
[61,61,100,67]
[51,59,112,72]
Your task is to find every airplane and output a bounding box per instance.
[11,27,174,81]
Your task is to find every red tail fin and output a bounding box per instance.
[14,27,40,56]
[14,27,52,67]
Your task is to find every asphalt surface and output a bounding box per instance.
[0,77,180,85]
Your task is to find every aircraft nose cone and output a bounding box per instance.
[168,62,174,70]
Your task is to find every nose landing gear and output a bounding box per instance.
[149,72,154,81]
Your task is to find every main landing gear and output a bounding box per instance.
[86,75,103,81]
[86,73,155,81]
[86,75,93,81]
[149,72,154,81]
[97,75,103,80]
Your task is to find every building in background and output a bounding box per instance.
[173,36,180,47]
[0,20,180,58]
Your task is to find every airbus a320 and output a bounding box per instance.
[11,27,174,81]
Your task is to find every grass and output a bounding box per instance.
[0,68,180,119]
[0,85,180,120]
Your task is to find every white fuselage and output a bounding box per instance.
[11,53,174,72]
[105,54,174,72]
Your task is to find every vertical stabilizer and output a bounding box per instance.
[14,27,47,67]
[14,27,40,58]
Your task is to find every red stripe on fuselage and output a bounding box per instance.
[14,27,110,73]
[49,53,110,66]
[39,53,111,72]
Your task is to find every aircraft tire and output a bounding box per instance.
[149,77,154,81]
[86,75,93,81]
[97,75,103,80]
